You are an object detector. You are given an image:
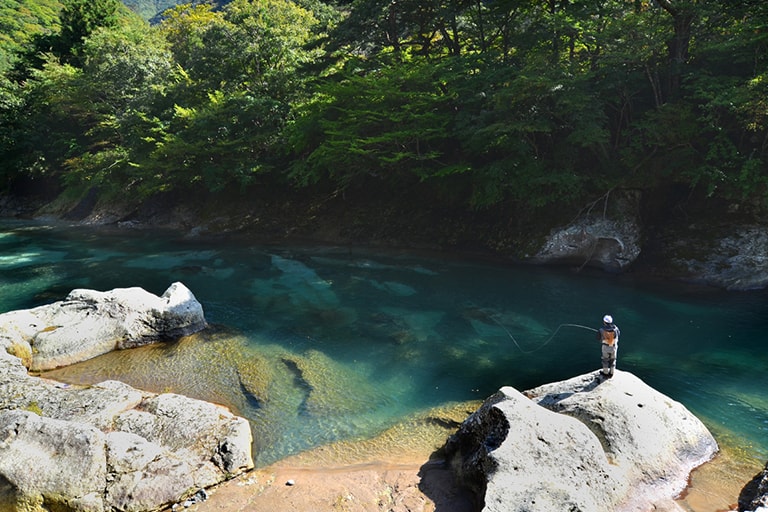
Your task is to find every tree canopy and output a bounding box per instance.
[0,0,766,216]
[0,0,62,71]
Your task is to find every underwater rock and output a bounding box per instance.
[444,370,717,512]
[0,282,206,371]
[281,349,388,417]
[41,327,273,421]
[235,353,277,406]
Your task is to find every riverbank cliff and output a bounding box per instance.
[2,184,768,291]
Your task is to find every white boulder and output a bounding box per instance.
[445,370,718,512]
[0,285,252,512]
[0,282,206,371]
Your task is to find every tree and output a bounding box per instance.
[4,56,90,186]
[81,21,173,117]
[133,0,322,193]
[56,0,124,66]
[0,0,62,72]
[2,0,767,214]
[288,58,460,189]
[54,21,175,195]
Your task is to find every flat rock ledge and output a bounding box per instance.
[0,284,254,512]
[444,370,718,512]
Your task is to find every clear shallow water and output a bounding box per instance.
[1,220,767,469]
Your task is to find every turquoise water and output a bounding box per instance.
[1,220,766,467]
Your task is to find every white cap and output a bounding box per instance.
[603,315,613,324]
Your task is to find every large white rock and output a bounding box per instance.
[0,410,107,512]
[0,285,253,512]
[445,370,718,512]
[0,282,206,371]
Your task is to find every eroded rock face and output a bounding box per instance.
[0,410,107,511]
[0,366,253,512]
[445,386,630,512]
[0,285,253,512]
[656,224,768,291]
[0,282,206,371]
[444,370,718,512]
[531,192,643,272]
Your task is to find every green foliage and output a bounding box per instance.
[57,0,126,65]
[0,75,27,187]
[288,58,459,188]
[84,22,172,113]
[10,57,89,179]
[1,0,767,215]
[0,0,62,72]
[138,91,289,193]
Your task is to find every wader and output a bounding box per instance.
[601,342,617,377]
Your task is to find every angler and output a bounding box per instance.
[597,314,620,378]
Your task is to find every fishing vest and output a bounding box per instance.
[601,328,617,346]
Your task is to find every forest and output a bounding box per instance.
[0,0,766,221]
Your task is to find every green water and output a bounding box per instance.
[1,220,766,468]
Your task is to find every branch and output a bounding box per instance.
[653,0,678,16]
[571,187,614,225]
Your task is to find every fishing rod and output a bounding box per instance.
[489,316,598,354]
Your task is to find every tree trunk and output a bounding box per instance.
[653,0,695,101]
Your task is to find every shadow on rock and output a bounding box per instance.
[417,456,480,512]
[738,461,768,512]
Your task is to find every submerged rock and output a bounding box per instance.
[281,349,391,417]
[42,327,273,421]
[444,370,718,512]
[0,282,206,371]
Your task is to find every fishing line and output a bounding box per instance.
[489,316,598,354]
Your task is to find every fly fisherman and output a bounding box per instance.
[597,315,620,378]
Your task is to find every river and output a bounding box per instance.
[1,220,766,503]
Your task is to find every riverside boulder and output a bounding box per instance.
[0,284,253,512]
[0,282,206,371]
[444,370,718,512]
[531,191,642,272]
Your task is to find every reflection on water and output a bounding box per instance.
[2,221,767,502]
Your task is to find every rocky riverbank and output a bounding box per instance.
[0,284,253,511]
[188,372,761,512]
[2,188,768,510]
[1,283,766,511]
[189,445,757,512]
[2,186,768,291]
